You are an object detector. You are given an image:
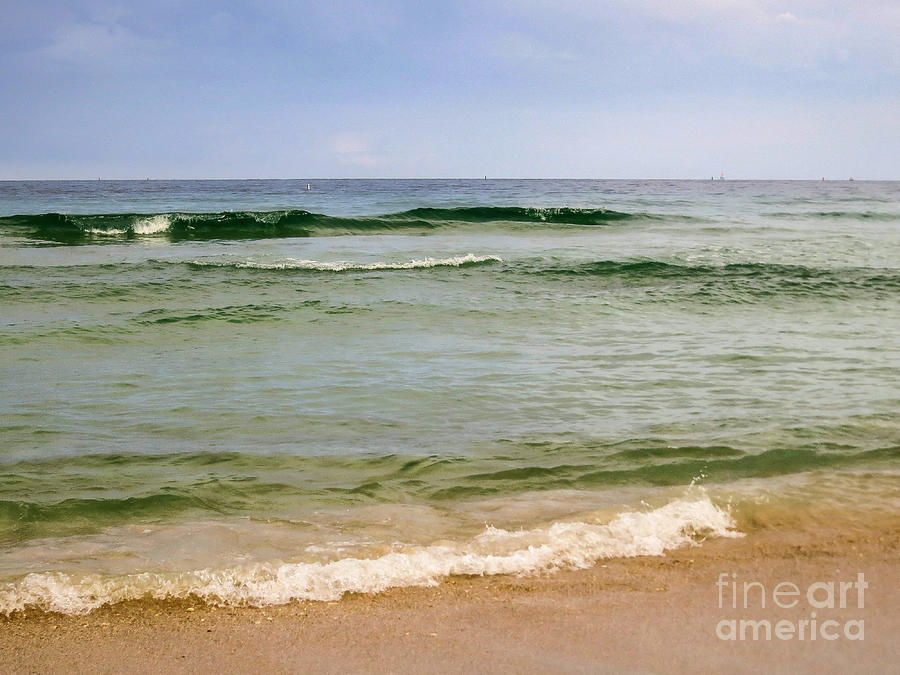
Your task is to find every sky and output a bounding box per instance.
[1,0,898,179]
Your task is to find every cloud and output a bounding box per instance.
[264,0,403,43]
[490,0,900,72]
[487,32,577,63]
[39,17,163,71]
[331,132,378,168]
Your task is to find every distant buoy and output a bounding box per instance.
[306,184,311,191]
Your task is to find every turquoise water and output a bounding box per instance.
[1,179,898,613]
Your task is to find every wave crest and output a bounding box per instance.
[189,254,502,272]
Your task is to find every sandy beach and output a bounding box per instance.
[3,513,897,674]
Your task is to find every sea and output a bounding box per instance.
[1,179,898,614]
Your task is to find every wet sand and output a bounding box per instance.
[2,517,898,674]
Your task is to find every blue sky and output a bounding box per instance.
[2,0,898,179]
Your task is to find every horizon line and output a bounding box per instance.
[0,176,887,182]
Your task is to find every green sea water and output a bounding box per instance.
[1,179,898,613]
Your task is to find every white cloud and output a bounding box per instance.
[332,133,369,154]
[40,19,162,69]
[775,12,799,23]
[488,32,577,63]
[492,0,900,71]
[265,0,402,43]
[331,132,378,167]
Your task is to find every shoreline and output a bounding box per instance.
[3,516,898,674]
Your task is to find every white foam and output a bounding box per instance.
[0,491,740,615]
[132,215,172,235]
[84,228,128,236]
[192,254,502,271]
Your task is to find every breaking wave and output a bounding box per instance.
[0,491,740,615]
[0,206,641,243]
[188,253,502,272]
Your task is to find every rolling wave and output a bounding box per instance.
[532,259,896,279]
[528,260,900,299]
[0,206,639,243]
[187,253,502,272]
[395,206,638,224]
[763,210,900,221]
[3,254,898,310]
[1,444,894,542]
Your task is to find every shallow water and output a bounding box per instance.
[1,179,898,613]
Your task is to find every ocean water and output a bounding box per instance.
[1,179,898,614]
